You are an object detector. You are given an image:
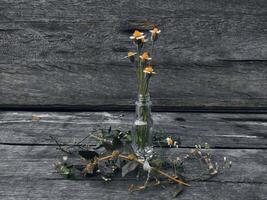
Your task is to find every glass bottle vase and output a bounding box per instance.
[132,94,153,160]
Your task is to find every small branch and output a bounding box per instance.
[49,135,72,154]
[90,152,190,186]
[118,154,190,187]
[98,155,113,161]
[89,133,112,144]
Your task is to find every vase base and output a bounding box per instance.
[133,146,154,160]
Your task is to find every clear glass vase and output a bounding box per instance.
[132,94,153,160]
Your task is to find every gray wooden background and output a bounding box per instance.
[1,0,267,110]
[1,1,267,199]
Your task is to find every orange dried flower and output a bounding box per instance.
[128,51,136,57]
[133,30,142,38]
[140,52,151,62]
[112,150,120,158]
[150,27,161,41]
[166,137,174,146]
[83,163,95,174]
[130,30,145,40]
[127,154,136,161]
[126,51,136,63]
[143,66,156,74]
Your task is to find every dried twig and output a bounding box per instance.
[94,152,190,187]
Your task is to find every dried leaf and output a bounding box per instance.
[98,160,114,176]
[122,161,139,177]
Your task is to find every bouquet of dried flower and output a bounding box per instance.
[51,128,232,197]
[126,28,161,159]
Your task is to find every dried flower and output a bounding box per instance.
[130,30,144,40]
[140,52,152,62]
[125,51,136,63]
[166,137,174,146]
[112,150,120,158]
[127,154,136,161]
[130,30,147,48]
[143,66,156,74]
[84,163,95,174]
[62,156,68,161]
[150,27,161,41]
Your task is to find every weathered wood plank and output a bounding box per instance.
[0,111,266,148]
[0,178,265,200]
[0,0,267,108]
[1,145,266,184]
[2,0,266,22]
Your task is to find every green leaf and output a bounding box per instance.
[122,161,139,177]
[78,150,98,160]
[56,164,74,178]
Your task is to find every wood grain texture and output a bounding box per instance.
[0,0,267,109]
[0,178,266,200]
[1,145,266,183]
[0,111,266,199]
[0,111,266,148]
[0,145,266,200]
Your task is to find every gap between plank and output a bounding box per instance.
[0,142,266,150]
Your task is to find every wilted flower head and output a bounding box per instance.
[166,137,174,146]
[125,51,136,63]
[130,30,146,47]
[143,66,156,74]
[140,52,152,62]
[130,30,145,41]
[150,27,161,41]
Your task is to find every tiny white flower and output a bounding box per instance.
[224,157,227,162]
[62,156,68,161]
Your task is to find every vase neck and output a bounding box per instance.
[137,93,150,103]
